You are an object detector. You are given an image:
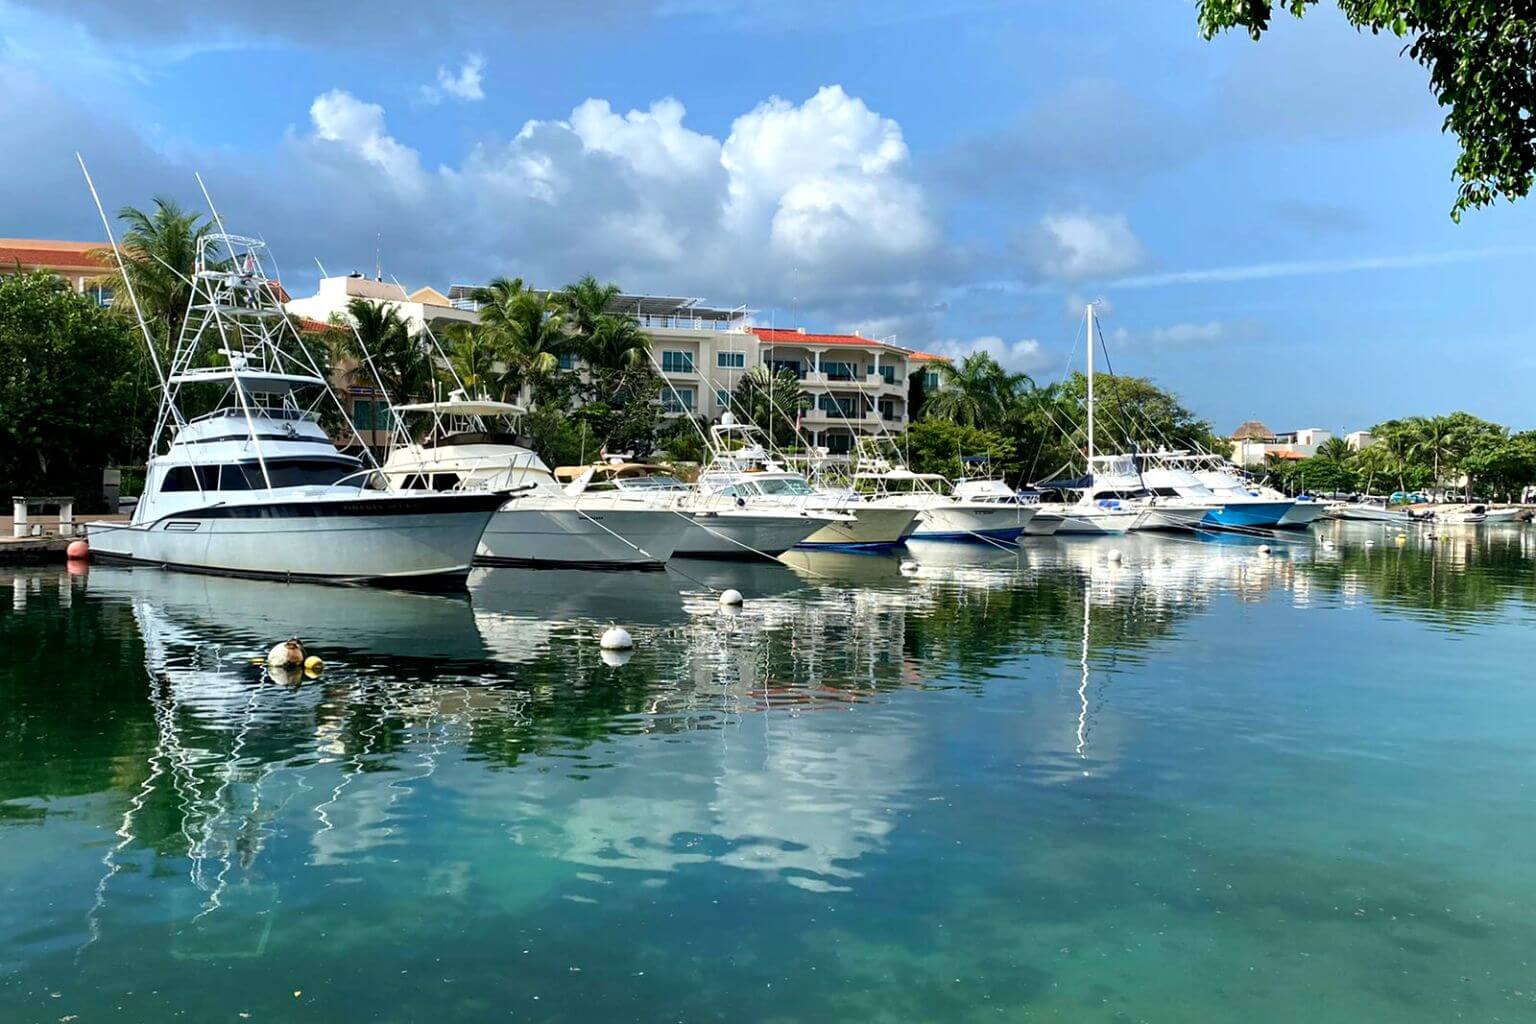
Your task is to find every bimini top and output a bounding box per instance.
[394,398,527,417]
[853,468,946,483]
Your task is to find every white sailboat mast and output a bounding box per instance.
[1086,303,1095,467]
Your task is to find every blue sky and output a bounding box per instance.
[2,0,1532,434]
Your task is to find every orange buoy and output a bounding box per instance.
[66,540,90,561]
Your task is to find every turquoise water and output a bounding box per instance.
[4,523,1536,1022]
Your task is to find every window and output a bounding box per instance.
[755,477,816,496]
[353,399,389,431]
[879,365,897,385]
[431,473,462,491]
[878,399,896,420]
[768,359,802,377]
[923,370,940,390]
[160,465,218,492]
[716,351,745,369]
[660,387,696,413]
[557,352,578,371]
[714,389,733,410]
[822,360,856,381]
[160,458,362,493]
[661,350,695,374]
[818,394,857,418]
[826,433,854,454]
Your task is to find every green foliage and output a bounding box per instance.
[519,406,593,470]
[93,196,208,351]
[475,277,571,391]
[729,365,811,447]
[0,273,143,508]
[901,419,1018,481]
[1198,1,1536,218]
[331,298,433,411]
[656,416,709,464]
[922,352,1031,428]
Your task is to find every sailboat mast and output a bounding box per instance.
[1086,303,1095,467]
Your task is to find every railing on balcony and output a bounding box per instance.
[636,313,747,331]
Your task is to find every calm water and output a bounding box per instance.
[4,524,1536,1022]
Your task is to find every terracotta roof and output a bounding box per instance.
[1231,419,1276,441]
[295,318,336,334]
[905,350,948,363]
[0,239,108,271]
[751,327,905,351]
[1266,449,1307,460]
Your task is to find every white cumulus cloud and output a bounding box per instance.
[1028,211,1145,281]
[421,54,485,104]
[924,336,1056,376]
[308,89,425,192]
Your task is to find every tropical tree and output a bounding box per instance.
[1314,436,1354,463]
[330,298,433,412]
[1198,1,1536,218]
[475,278,570,400]
[92,197,209,352]
[729,364,811,447]
[0,272,142,508]
[923,352,1031,428]
[582,312,650,374]
[440,322,511,401]
[902,419,1019,481]
[559,274,622,343]
[1407,414,1458,489]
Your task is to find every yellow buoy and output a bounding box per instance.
[303,655,324,677]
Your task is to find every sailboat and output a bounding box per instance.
[81,186,504,584]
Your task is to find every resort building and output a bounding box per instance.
[1345,430,1375,451]
[0,238,111,302]
[443,286,939,453]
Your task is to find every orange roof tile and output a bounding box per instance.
[751,327,905,351]
[0,239,109,271]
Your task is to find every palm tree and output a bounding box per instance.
[730,365,810,446]
[331,298,433,411]
[923,352,1031,428]
[440,322,510,400]
[559,274,622,343]
[583,313,650,373]
[92,197,209,351]
[476,278,569,392]
[1315,436,1353,463]
[1408,414,1456,491]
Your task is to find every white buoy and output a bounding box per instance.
[600,626,633,650]
[600,648,633,668]
[1257,544,1271,555]
[899,559,920,574]
[719,588,744,607]
[1106,549,1123,563]
[267,638,304,668]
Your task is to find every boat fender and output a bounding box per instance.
[66,540,90,561]
[1257,544,1271,555]
[899,559,920,574]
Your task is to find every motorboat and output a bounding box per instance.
[83,229,502,584]
[851,463,1037,542]
[1326,498,1414,523]
[695,419,916,550]
[1144,451,1301,529]
[551,462,840,558]
[379,395,693,569]
[952,479,1061,536]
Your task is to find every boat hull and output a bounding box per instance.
[797,507,918,550]
[1053,509,1141,535]
[910,505,1034,542]
[1137,505,1214,531]
[1276,501,1326,528]
[1202,501,1294,529]
[674,511,829,558]
[86,492,504,583]
[475,505,690,569]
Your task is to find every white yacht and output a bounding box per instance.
[696,420,917,550]
[379,395,693,569]
[84,230,502,584]
[551,462,842,558]
[1153,452,1310,528]
[853,463,1038,541]
[952,479,1062,536]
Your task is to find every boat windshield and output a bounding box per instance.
[753,477,817,496]
[614,473,687,491]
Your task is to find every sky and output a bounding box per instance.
[3,0,1532,434]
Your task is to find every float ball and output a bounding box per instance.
[600,626,634,650]
[66,540,90,561]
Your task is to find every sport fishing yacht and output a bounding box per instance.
[852,463,1038,541]
[552,462,843,558]
[697,419,917,550]
[1153,452,1309,528]
[379,395,692,569]
[83,227,502,584]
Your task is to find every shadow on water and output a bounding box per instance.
[2,522,1535,1021]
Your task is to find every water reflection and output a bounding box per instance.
[2,523,1535,1018]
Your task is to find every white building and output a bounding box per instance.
[286,274,477,334]
[1345,430,1375,451]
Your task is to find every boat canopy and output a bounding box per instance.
[167,366,327,394]
[394,399,527,417]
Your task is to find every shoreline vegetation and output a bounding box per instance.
[5,200,1536,508]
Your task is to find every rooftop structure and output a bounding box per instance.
[0,238,112,301]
